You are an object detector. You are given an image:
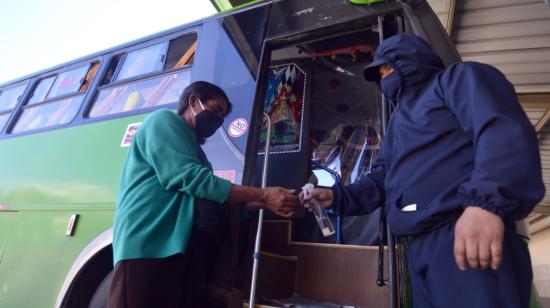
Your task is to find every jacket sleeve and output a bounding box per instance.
[137,111,231,203]
[331,141,387,216]
[438,62,544,220]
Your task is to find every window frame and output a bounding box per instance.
[85,30,199,121]
[112,41,169,83]
[88,64,193,120]
[47,63,92,99]
[0,81,29,134]
[7,61,101,136]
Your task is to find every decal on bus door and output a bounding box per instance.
[227,118,248,138]
[120,122,142,147]
[214,170,236,183]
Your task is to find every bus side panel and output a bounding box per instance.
[0,211,113,307]
[0,114,148,306]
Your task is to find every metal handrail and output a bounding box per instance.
[248,112,272,308]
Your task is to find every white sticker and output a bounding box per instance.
[401,204,417,212]
[227,118,248,138]
[120,122,142,147]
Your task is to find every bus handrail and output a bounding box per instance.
[249,112,272,307]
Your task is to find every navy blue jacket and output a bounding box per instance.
[333,35,544,236]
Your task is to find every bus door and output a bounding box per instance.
[241,1,460,307]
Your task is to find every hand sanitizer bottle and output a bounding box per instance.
[302,183,335,237]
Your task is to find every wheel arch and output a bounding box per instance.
[55,228,114,308]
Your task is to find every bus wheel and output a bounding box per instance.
[88,269,114,308]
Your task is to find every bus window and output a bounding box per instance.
[0,114,9,132]
[101,55,123,86]
[89,32,197,118]
[48,65,90,98]
[165,33,198,69]
[79,62,100,92]
[28,76,56,104]
[0,83,28,131]
[11,62,100,133]
[115,43,166,81]
[0,83,27,112]
[12,96,83,133]
[89,71,191,117]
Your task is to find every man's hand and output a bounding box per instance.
[299,188,334,210]
[454,206,504,271]
[262,187,299,218]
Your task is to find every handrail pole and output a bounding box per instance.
[249,112,272,308]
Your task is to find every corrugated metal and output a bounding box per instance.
[427,0,450,30]
[526,109,550,207]
[452,1,550,93]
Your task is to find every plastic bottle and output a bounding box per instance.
[301,183,335,237]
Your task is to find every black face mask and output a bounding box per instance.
[380,70,401,104]
[193,99,224,139]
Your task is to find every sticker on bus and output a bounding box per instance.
[120,122,142,147]
[227,118,248,138]
[214,170,236,183]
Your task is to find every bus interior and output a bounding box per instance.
[215,20,401,308]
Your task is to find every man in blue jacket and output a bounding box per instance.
[303,34,544,307]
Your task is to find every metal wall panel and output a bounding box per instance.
[452,1,550,93]
[526,109,550,206]
[427,0,449,29]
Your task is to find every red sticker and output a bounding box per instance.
[120,122,142,147]
[0,204,9,210]
[214,170,236,183]
[227,118,248,138]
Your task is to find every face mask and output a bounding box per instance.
[192,99,224,139]
[380,70,401,104]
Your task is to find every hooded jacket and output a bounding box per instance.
[332,34,544,236]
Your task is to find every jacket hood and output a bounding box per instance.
[366,34,445,86]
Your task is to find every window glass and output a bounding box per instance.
[79,62,100,93]
[90,70,191,117]
[12,96,83,133]
[48,65,89,98]
[0,84,27,112]
[165,33,198,69]
[116,43,166,81]
[101,55,123,86]
[29,76,56,104]
[0,113,9,132]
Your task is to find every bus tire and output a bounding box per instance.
[88,269,114,308]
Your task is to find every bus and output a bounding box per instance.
[0,0,528,307]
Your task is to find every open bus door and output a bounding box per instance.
[234,1,460,307]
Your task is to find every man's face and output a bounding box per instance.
[379,64,394,79]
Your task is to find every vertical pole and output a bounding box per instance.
[377,14,398,308]
[249,113,272,308]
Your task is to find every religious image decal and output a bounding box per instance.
[260,63,306,154]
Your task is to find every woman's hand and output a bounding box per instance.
[262,187,299,218]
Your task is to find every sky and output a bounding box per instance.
[0,0,217,85]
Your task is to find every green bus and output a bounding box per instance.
[1,1,535,307]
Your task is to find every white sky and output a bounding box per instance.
[0,0,217,85]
